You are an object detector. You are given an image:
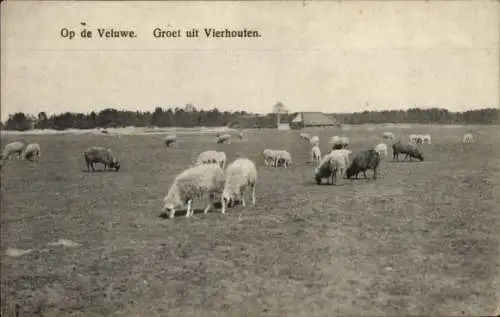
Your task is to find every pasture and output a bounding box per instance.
[1,125,499,316]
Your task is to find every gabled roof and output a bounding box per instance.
[290,112,339,126]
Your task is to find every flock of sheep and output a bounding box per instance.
[0,129,477,220]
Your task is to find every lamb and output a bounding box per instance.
[22,143,41,162]
[221,158,257,214]
[382,132,395,140]
[1,141,26,161]
[164,134,177,147]
[216,133,231,144]
[374,143,388,160]
[314,152,346,185]
[300,133,310,143]
[83,146,121,172]
[345,149,381,180]
[392,141,424,161]
[196,150,227,169]
[311,145,321,164]
[462,133,474,144]
[162,164,225,218]
[309,136,320,147]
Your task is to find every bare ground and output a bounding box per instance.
[1,125,499,316]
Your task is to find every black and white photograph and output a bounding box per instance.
[1,1,499,316]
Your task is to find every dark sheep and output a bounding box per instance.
[83,146,121,172]
[345,149,381,180]
[392,141,424,161]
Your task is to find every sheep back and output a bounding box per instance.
[346,149,380,179]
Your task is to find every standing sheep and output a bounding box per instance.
[409,134,418,143]
[314,152,346,185]
[1,141,26,161]
[196,150,227,169]
[23,143,41,162]
[392,141,424,161]
[311,145,321,164]
[83,146,121,172]
[309,136,320,147]
[374,143,388,160]
[345,149,381,180]
[382,132,395,140]
[462,133,474,144]
[162,164,225,218]
[216,134,232,144]
[164,134,177,147]
[221,158,257,214]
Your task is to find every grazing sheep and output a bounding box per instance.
[309,136,320,147]
[421,134,431,144]
[164,134,177,147]
[83,146,121,172]
[382,132,395,140]
[162,164,225,218]
[1,141,26,161]
[374,143,388,160]
[216,133,231,144]
[462,133,474,144]
[262,149,274,166]
[196,150,227,169]
[346,149,381,180]
[23,143,41,162]
[314,152,346,185]
[221,158,257,214]
[392,141,424,161]
[311,145,321,163]
[300,133,311,143]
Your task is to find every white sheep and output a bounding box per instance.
[196,150,227,169]
[164,134,177,147]
[422,134,431,144]
[311,145,321,164]
[23,143,41,162]
[409,134,418,143]
[374,143,388,160]
[272,150,292,168]
[314,152,347,185]
[216,133,231,144]
[382,132,395,140]
[221,158,257,214]
[309,136,320,147]
[330,148,352,166]
[462,133,474,144]
[1,141,26,161]
[300,133,310,143]
[162,163,225,218]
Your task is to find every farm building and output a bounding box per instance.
[289,112,340,129]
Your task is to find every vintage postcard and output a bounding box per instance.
[1,1,498,316]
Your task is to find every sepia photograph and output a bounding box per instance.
[1,0,499,316]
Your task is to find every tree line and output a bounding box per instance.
[1,105,497,131]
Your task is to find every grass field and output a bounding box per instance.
[1,125,499,317]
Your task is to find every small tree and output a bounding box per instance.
[272,101,288,127]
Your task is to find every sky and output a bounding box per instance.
[1,1,499,120]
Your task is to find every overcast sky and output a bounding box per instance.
[1,1,498,120]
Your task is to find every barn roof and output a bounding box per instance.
[290,112,339,126]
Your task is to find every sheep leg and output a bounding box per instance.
[241,191,246,207]
[373,168,377,180]
[363,171,367,179]
[186,200,192,218]
[251,185,256,205]
[221,198,226,214]
[203,203,211,214]
[169,209,176,219]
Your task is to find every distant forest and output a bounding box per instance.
[1,106,498,131]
